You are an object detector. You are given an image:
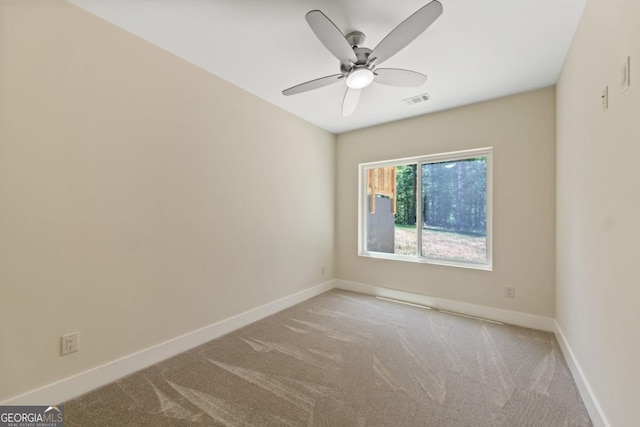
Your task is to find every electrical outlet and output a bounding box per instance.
[321,266,326,275]
[61,332,79,356]
[601,86,609,112]
[504,287,515,299]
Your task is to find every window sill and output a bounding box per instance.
[358,251,493,271]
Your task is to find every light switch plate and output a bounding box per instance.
[621,56,631,92]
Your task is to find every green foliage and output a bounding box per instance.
[395,158,487,236]
[395,164,416,226]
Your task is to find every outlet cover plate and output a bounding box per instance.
[61,332,79,356]
[504,287,515,299]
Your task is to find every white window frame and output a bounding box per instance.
[358,147,493,271]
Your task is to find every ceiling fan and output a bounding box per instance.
[282,1,443,117]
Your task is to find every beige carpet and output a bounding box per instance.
[64,290,592,426]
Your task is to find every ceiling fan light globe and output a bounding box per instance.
[346,68,374,89]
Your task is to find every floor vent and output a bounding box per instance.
[376,296,503,325]
[403,93,430,105]
[376,296,432,309]
[437,309,503,325]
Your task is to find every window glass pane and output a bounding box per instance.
[394,165,417,255]
[421,158,487,263]
[365,165,417,255]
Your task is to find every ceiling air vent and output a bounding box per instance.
[403,93,430,106]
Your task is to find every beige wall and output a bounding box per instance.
[336,88,556,317]
[8,2,635,419]
[0,1,335,401]
[556,0,640,424]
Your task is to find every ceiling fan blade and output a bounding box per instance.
[342,88,361,116]
[370,0,443,65]
[305,10,358,63]
[374,68,427,87]
[282,74,344,96]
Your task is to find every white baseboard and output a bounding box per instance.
[334,279,556,332]
[1,280,336,406]
[554,322,610,427]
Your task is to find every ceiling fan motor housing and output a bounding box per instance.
[340,47,373,75]
[353,47,371,65]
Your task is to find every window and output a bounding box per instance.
[359,148,492,270]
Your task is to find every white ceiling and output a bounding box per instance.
[67,0,586,134]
